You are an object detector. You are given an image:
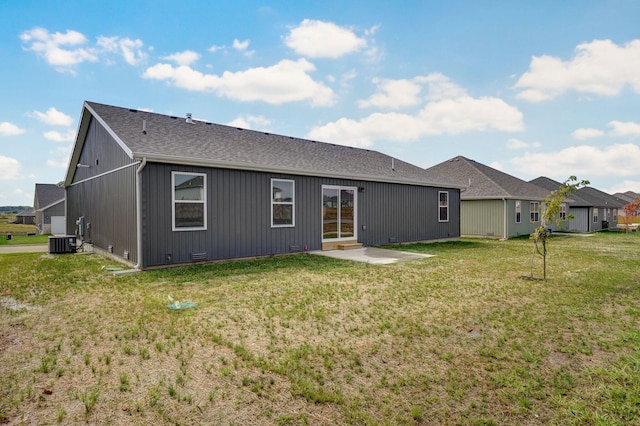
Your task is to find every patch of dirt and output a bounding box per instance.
[0,296,41,311]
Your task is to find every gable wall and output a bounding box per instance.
[66,116,138,263]
[141,163,460,268]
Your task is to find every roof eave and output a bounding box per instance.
[133,153,465,189]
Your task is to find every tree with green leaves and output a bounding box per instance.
[530,176,589,280]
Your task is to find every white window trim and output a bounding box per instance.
[271,178,295,228]
[530,201,540,223]
[515,200,521,223]
[593,207,599,223]
[559,203,567,221]
[438,191,449,222]
[172,171,207,232]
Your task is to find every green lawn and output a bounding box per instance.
[1,233,639,425]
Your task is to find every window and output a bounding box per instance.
[515,200,521,223]
[613,209,618,221]
[530,202,540,223]
[271,179,294,227]
[172,172,206,231]
[559,203,567,221]
[593,207,599,223]
[438,191,449,222]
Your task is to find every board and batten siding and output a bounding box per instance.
[141,163,460,268]
[461,200,503,237]
[66,116,138,263]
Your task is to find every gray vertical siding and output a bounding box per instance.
[141,163,460,268]
[66,117,138,263]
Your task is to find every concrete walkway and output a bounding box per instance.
[310,247,434,265]
[0,244,48,254]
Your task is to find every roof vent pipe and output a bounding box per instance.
[186,113,193,124]
[142,120,147,134]
[391,158,395,171]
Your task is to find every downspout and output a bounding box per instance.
[134,157,147,269]
[501,198,507,240]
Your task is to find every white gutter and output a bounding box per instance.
[134,157,147,269]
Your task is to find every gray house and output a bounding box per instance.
[14,210,36,225]
[531,177,624,232]
[613,191,640,218]
[63,101,461,269]
[574,186,623,231]
[33,183,65,234]
[425,156,552,239]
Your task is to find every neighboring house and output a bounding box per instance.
[531,178,625,232]
[572,187,624,231]
[425,156,551,239]
[613,191,640,217]
[529,176,588,232]
[33,183,66,235]
[63,101,462,269]
[14,210,36,225]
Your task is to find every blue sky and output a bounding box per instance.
[1,0,640,206]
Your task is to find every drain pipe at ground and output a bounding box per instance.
[502,198,507,240]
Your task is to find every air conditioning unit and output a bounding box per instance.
[48,235,77,254]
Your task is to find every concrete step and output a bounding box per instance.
[338,242,363,250]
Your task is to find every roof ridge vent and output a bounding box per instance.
[186,113,193,124]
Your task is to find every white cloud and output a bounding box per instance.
[605,180,640,194]
[30,107,73,126]
[143,59,336,106]
[571,127,605,140]
[358,78,423,109]
[608,120,640,137]
[515,39,640,101]
[308,96,523,147]
[489,161,504,171]
[46,145,72,169]
[506,138,541,149]
[161,50,200,66]
[20,27,98,70]
[510,143,640,178]
[44,129,76,142]
[571,120,640,140]
[0,155,21,179]
[97,36,146,66]
[0,122,26,136]
[285,19,367,58]
[358,73,469,110]
[417,73,468,101]
[232,39,250,51]
[208,44,224,53]
[226,115,271,130]
[21,27,147,71]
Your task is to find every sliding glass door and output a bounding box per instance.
[322,186,357,241]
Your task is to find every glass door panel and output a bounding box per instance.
[323,188,338,239]
[340,189,354,238]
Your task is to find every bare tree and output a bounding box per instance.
[530,176,589,280]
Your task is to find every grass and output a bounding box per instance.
[0,232,639,424]
[0,214,44,245]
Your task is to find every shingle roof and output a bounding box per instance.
[69,101,460,189]
[425,156,549,200]
[576,187,625,209]
[34,183,64,210]
[613,191,640,203]
[528,176,591,206]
